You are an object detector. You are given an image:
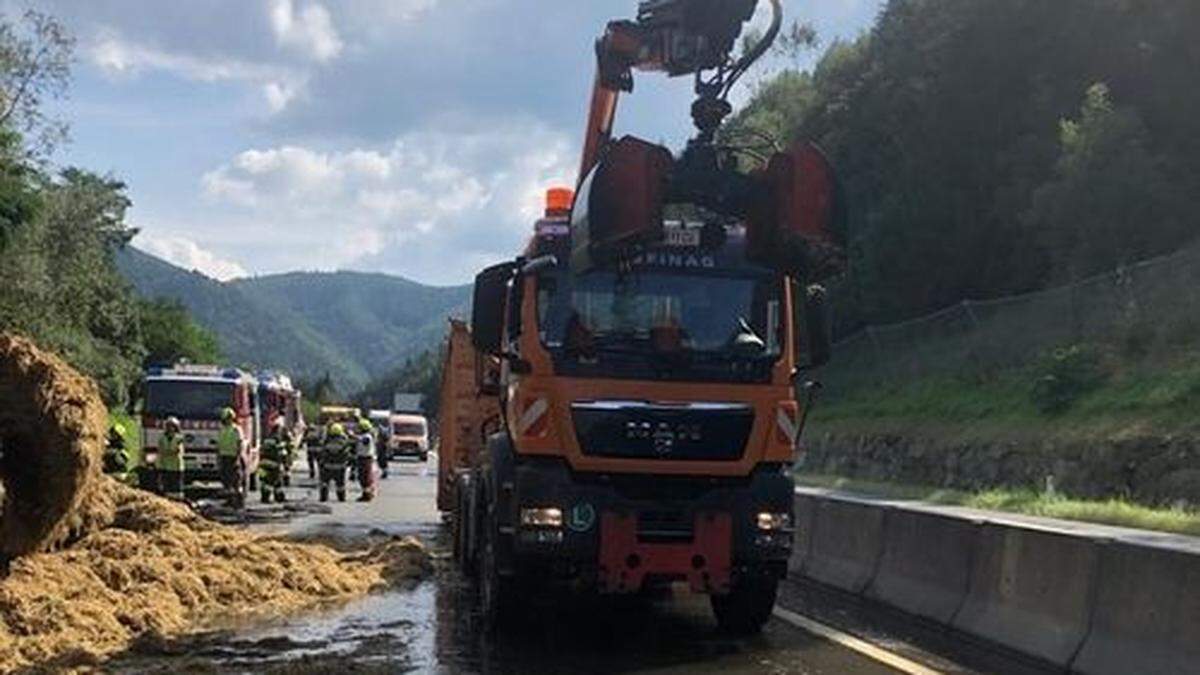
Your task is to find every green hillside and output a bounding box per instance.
[115,246,469,391]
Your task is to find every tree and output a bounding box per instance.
[0,129,39,250]
[354,348,444,419]
[0,10,73,161]
[0,167,146,406]
[139,298,222,366]
[297,372,339,405]
[1023,84,1189,281]
[728,0,1200,329]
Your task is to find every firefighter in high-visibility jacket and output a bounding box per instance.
[280,421,297,487]
[157,416,186,499]
[258,417,290,503]
[354,418,378,502]
[318,423,353,502]
[216,407,246,506]
[104,422,131,478]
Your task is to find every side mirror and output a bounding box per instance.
[471,261,516,355]
[799,284,832,369]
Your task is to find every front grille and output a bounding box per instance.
[571,401,753,461]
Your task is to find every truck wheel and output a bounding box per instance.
[452,513,464,565]
[479,505,516,629]
[419,451,429,462]
[452,489,465,565]
[711,577,779,635]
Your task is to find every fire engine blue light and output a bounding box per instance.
[222,369,240,379]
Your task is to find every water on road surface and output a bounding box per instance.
[106,456,902,674]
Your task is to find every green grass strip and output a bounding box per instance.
[797,473,1200,537]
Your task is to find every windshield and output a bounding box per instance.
[539,269,783,367]
[319,409,359,424]
[393,422,426,436]
[145,381,235,420]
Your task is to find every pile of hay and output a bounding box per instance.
[0,335,431,671]
[0,334,115,560]
[0,480,430,671]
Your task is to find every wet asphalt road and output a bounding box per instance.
[106,455,909,674]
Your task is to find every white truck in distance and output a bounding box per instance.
[388,413,429,462]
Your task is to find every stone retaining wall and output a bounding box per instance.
[803,429,1200,505]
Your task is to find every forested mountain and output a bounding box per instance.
[728,0,1200,331]
[0,13,223,409]
[116,246,469,392]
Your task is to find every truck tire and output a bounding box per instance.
[710,577,779,635]
[452,510,464,565]
[479,501,517,630]
[453,481,469,567]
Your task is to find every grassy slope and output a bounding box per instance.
[804,354,1200,535]
[796,473,1200,536]
[811,355,1200,441]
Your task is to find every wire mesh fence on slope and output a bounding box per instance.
[822,245,1200,397]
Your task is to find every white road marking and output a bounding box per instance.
[772,607,944,675]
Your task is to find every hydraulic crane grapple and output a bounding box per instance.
[438,0,845,633]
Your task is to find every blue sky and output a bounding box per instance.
[19,0,882,284]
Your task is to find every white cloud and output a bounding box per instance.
[198,122,574,281]
[335,0,441,39]
[89,30,308,113]
[138,234,249,281]
[269,0,343,62]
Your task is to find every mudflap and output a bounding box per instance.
[599,511,732,595]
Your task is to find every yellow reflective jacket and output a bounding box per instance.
[217,424,243,457]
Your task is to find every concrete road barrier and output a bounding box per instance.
[803,497,886,593]
[789,492,819,575]
[1073,542,1200,675]
[951,523,1099,667]
[866,509,979,624]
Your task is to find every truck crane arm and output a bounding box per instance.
[577,0,777,184]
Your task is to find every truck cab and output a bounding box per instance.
[140,364,261,493]
[444,198,832,632]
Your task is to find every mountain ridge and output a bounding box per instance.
[115,246,469,392]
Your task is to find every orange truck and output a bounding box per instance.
[437,0,842,632]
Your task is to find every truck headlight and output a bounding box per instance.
[756,512,791,531]
[520,507,563,528]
